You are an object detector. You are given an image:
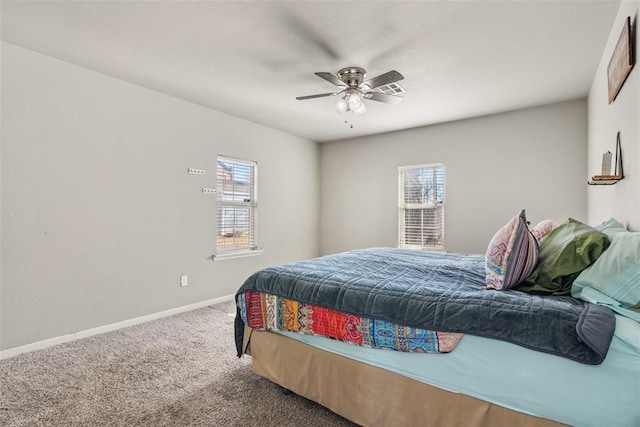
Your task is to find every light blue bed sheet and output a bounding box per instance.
[276,314,640,427]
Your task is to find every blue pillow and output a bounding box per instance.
[572,218,640,322]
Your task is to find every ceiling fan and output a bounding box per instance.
[296,67,406,115]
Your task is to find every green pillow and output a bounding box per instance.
[572,218,640,321]
[517,218,610,295]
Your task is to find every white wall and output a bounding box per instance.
[320,100,588,256]
[0,43,320,350]
[588,0,639,230]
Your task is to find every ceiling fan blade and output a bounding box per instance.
[315,72,346,87]
[280,10,341,61]
[364,92,404,105]
[296,92,337,100]
[361,70,404,90]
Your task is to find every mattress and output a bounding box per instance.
[248,328,563,427]
[270,314,640,427]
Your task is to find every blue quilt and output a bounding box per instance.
[235,248,615,364]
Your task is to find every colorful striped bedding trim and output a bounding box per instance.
[239,290,463,353]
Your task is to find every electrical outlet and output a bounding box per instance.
[180,275,188,287]
[188,168,205,175]
[202,188,216,194]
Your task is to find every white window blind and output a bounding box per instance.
[216,156,257,253]
[398,163,445,250]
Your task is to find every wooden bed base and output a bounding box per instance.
[245,329,565,427]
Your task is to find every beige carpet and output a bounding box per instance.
[0,300,356,426]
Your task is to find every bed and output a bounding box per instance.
[234,218,640,427]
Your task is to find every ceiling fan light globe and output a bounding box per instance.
[335,98,348,113]
[348,93,363,110]
[354,103,367,115]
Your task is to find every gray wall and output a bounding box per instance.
[587,0,639,230]
[0,43,320,350]
[320,100,588,256]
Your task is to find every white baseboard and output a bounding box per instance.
[0,294,235,360]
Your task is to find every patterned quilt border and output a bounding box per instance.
[239,290,463,353]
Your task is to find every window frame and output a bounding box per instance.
[398,163,445,250]
[214,155,261,260]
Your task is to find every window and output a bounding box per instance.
[216,156,258,256]
[398,163,445,250]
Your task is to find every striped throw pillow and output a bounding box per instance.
[486,210,539,290]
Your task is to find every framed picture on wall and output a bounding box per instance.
[607,16,634,104]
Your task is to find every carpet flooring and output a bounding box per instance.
[0,300,356,426]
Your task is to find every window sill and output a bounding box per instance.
[399,246,446,252]
[213,249,263,261]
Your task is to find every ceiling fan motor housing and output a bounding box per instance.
[337,67,366,88]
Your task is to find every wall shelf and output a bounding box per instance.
[588,175,624,185]
[589,131,624,185]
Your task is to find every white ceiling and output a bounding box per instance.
[1,1,620,142]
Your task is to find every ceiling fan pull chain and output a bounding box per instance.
[344,111,355,129]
